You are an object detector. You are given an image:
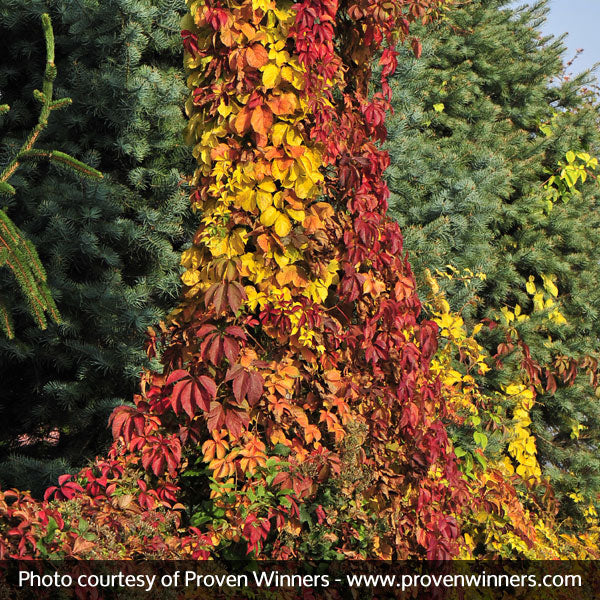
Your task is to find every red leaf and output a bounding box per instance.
[200,332,221,365]
[58,474,71,486]
[109,406,142,441]
[197,376,217,407]
[232,370,249,404]
[225,325,246,339]
[207,335,224,365]
[227,282,246,313]
[207,401,226,432]
[166,369,190,386]
[225,364,244,381]
[223,336,240,362]
[411,37,422,59]
[197,324,218,338]
[170,375,215,419]
[226,364,263,406]
[207,285,224,314]
[44,486,58,501]
[205,282,246,314]
[172,379,192,417]
[225,408,249,439]
[152,455,165,477]
[247,372,264,405]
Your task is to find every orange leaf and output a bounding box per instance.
[267,92,299,116]
[234,106,252,135]
[73,537,96,555]
[287,145,305,159]
[264,146,285,160]
[257,234,272,253]
[246,43,269,68]
[276,265,308,287]
[251,105,273,137]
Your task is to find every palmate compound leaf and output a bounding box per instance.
[206,401,249,439]
[225,363,264,406]
[167,369,217,419]
[204,281,247,315]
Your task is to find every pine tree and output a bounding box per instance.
[0,0,193,495]
[386,0,600,523]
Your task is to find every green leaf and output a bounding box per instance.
[473,431,488,449]
[470,415,481,427]
[563,166,578,187]
[299,504,313,528]
[474,451,487,470]
[43,516,59,543]
[272,443,291,456]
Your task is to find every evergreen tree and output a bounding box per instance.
[0,0,193,495]
[0,13,103,339]
[386,0,600,523]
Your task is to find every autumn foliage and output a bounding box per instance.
[0,0,599,568]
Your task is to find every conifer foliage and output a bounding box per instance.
[0,13,102,339]
[0,0,191,494]
[385,0,600,523]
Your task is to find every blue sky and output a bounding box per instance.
[512,0,600,80]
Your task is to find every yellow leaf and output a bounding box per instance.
[280,65,304,90]
[526,275,536,295]
[475,511,488,524]
[286,127,303,146]
[217,101,232,118]
[273,252,290,268]
[182,269,201,286]
[282,161,301,186]
[271,122,288,147]
[295,176,314,199]
[505,384,524,396]
[286,207,305,222]
[229,228,248,255]
[236,187,256,211]
[500,306,514,323]
[260,205,279,227]
[541,273,558,298]
[274,213,292,237]
[256,190,273,212]
[533,292,544,312]
[181,246,202,269]
[258,178,277,192]
[262,63,280,89]
[252,0,275,12]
